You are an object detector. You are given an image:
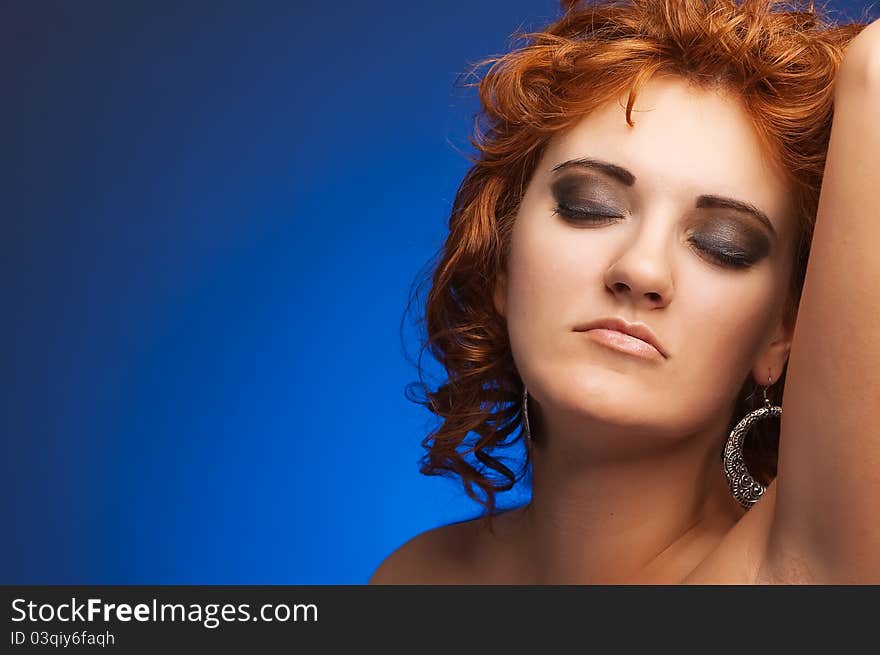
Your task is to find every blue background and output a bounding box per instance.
[3,0,872,584]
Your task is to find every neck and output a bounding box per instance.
[511,406,745,583]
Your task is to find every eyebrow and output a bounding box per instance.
[550,157,778,237]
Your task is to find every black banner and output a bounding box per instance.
[2,585,876,651]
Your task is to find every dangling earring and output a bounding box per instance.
[522,386,533,447]
[723,373,782,509]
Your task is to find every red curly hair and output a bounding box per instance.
[404,0,869,523]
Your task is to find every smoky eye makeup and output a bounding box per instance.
[686,220,772,268]
[550,175,774,270]
[550,174,627,218]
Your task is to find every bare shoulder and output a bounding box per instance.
[368,519,480,585]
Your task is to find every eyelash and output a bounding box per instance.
[552,203,754,270]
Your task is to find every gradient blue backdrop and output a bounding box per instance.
[4,0,872,584]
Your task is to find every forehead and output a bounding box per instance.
[543,75,793,236]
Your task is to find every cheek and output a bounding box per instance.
[683,268,779,371]
[502,219,594,368]
[504,232,639,416]
[505,220,599,328]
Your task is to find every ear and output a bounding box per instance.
[493,269,508,318]
[751,303,795,385]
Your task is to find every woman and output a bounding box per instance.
[371,0,880,584]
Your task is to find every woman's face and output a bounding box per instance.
[494,75,796,443]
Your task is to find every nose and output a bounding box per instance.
[603,222,674,309]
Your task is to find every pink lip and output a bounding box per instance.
[582,328,665,362]
[574,316,667,360]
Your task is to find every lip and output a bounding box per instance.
[574,316,667,360]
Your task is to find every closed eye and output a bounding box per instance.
[552,202,623,222]
[688,236,755,269]
[554,203,760,270]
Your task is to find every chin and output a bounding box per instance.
[556,379,642,420]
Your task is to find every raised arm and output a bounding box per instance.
[761,18,880,583]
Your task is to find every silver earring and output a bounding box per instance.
[522,386,533,446]
[723,374,782,509]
